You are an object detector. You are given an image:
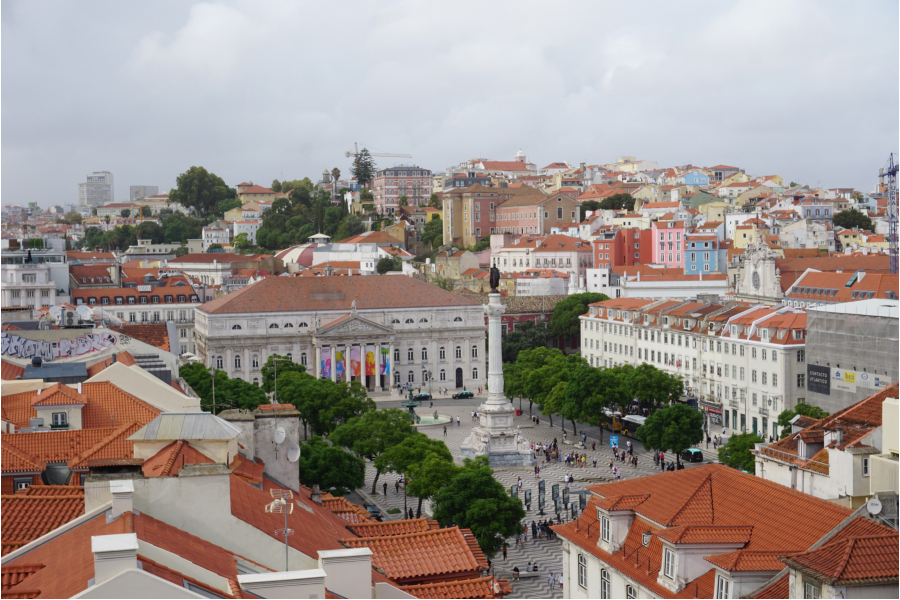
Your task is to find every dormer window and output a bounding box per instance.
[601,515,610,542]
[715,575,730,599]
[663,548,675,579]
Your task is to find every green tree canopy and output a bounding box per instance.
[501,319,553,364]
[178,362,267,413]
[261,354,306,394]
[376,256,396,274]
[206,243,224,252]
[635,403,704,466]
[429,193,441,208]
[377,434,455,514]
[422,216,443,248]
[598,193,636,211]
[232,233,250,251]
[120,209,131,218]
[626,363,684,408]
[551,292,609,338]
[776,402,829,438]
[297,436,365,494]
[398,195,408,207]
[62,211,83,224]
[832,208,874,233]
[579,200,601,221]
[330,408,417,493]
[718,432,764,473]
[524,349,587,429]
[563,365,631,443]
[334,215,364,242]
[277,372,374,438]
[169,166,229,216]
[351,149,377,187]
[431,457,526,559]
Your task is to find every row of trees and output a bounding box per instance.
[76,212,210,252]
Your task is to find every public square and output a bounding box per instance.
[357,393,723,599]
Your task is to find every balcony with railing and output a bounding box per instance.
[758,445,829,474]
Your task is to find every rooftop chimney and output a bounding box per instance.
[238,569,326,599]
[110,480,134,519]
[91,533,139,585]
[318,548,373,600]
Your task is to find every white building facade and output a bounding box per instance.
[78,171,114,208]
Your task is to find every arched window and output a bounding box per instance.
[578,554,587,588]
[298,322,308,328]
[394,349,400,362]
[300,353,307,366]
[284,322,293,328]
[394,372,401,385]
[269,323,279,328]
[421,348,428,361]
[234,356,242,370]
[601,569,610,599]
[472,367,478,379]
[407,348,414,361]
[253,378,259,386]
[626,584,636,599]
[408,371,414,383]
[471,345,478,359]
[423,371,430,382]
[232,324,242,329]
[419,318,428,323]
[439,347,446,360]
[440,369,446,381]
[405,318,414,324]
[215,356,223,369]
[391,319,400,324]
[455,346,462,360]
[252,355,259,368]
[453,316,463,322]
[286,353,293,362]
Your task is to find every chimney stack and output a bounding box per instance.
[91,533,139,585]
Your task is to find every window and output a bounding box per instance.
[716,575,730,599]
[862,457,870,476]
[180,328,187,338]
[14,478,31,491]
[600,569,610,599]
[439,369,446,381]
[803,581,820,599]
[456,346,462,359]
[797,350,805,362]
[439,347,446,360]
[393,349,400,362]
[421,348,428,361]
[299,321,309,327]
[626,585,636,599]
[471,345,478,358]
[601,515,610,541]
[51,412,67,427]
[234,356,241,370]
[408,348,414,361]
[408,371,414,383]
[405,318,414,324]
[798,374,806,388]
[762,349,767,360]
[215,356,223,369]
[663,548,675,579]
[300,353,308,366]
[577,554,587,588]
[453,316,463,322]
[772,374,777,387]
[419,318,428,323]
[232,324,242,329]
[129,312,136,323]
[752,347,757,359]
[472,367,478,379]
[557,207,563,219]
[772,350,777,362]
[252,355,259,368]
[752,370,757,383]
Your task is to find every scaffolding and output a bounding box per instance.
[878,153,898,274]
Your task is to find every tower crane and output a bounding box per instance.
[344,142,412,160]
[878,153,898,274]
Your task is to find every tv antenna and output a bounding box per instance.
[266,489,295,571]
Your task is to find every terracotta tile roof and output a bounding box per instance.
[672,568,717,599]
[108,322,171,351]
[348,518,440,537]
[29,383,86,407]
[477,160,532,171]
[1,422,142,472]
[230,454,265,485]
[141,440,215,477]
[1,487,85,555]
[774,254,891,290]
[66,251,116,261]
[231,475,353,560]
[199,275,479,314]
[336,231,401,244]
[320,493,378,524]
[238,185,275,195]
[785,270,898,303]
[657,525,754,545]
[782,529,898,585]
[1,564,44,595]
[1,445,46,473]
[704,550,786,572]
[402,575,512,599]
[169,253,270,264]
[137,554,239,598]
[85,351,137,377]
[1,360,26,381]
[752,573,789,598]
[342,527,487,584]
[69,264,113,282]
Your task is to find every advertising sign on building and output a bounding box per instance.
[807,364,831,395]
[832,369,857,393]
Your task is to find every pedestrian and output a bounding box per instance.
[443,424,447,437]
[593,457,597,468]
[531,521,537,540]
[517,477,523,490]
[660,458,666,472]
[706,434,711,449]
[592,441,596,451]
[536,416,540,426]
[383,482,387,496]
[558,573,564,590]
[408,508,414,519]
[548,572,554,588]
[502,545,508,560]
[457,416,460,426]
[395,479,400,493]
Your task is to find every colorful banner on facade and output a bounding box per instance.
[366,345,376,376]
[381,346,390,375]
[335,347,345,377]
[321,347,331,378]
[351,346,361,377]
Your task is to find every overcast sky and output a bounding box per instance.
[2,0,898,208]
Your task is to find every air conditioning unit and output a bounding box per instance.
[64,309,77,326]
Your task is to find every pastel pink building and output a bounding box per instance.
[651,220,687,268]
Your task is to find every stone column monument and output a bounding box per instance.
[460,285,535,467]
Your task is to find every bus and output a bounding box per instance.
[622,415,646,436]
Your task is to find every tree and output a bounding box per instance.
[206,243,224,252]
[579,200,601,221]
[398,195,408,207]
[62,211,83,224]
[331,167,341,183]
[832,208,874,233]
[297,436,365,494]
[174,246,189,257]
[134,221,163,244]
[120,208,131,218]
[523,349,586,429]
[635,404,704,467]
[376,257,397,274]
[501,319,553,364]
[216,198,242,216]
[351,148,377,187]
[271,179,282,193]
[334,215,364,242]
[330,408,417,494]
[432,456,525,559]
[789,181,799,188]
[429,193,441,209]
[261,354,306,394]
[232,233,250,251]
[598,193,635,211]
[563,365,630,443]
[551,292,609,339]
[277,372,374,438]
[776,402,829,438]
[718,432,764,473]
[422,217,444,248]
[626,363,684,409]
[93,208,98,216]
[169,166,229,216]
[377,434,455,514]
[179,362,267,413]
[103,215,110,227]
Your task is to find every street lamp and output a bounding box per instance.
[421,366,432,399]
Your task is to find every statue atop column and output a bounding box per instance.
[489,265,500,293]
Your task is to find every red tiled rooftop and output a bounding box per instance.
[402,576,512,599]
[141,440,214,477]
[782,528,898,585]
[1,487,85,555]
[348,518,440,538]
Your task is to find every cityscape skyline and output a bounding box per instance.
[2,0,898,208]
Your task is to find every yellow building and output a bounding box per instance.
[698,200,730,222]
[859,232,889,250]
[237,185,278,204]
[733,221,772,249]
[611,212,650,229]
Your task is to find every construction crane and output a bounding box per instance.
[344,142,411,160]
[878,153,898,274]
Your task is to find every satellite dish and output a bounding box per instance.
[287,444,301,463]
[867,497,883,515]
[273,427,286,444]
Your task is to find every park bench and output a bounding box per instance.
[509,569,541,579]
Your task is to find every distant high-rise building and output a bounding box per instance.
[78,171,114,207]
[130,185,159,201]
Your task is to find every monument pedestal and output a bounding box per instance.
[460,292,534,468]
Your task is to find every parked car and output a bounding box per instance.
[452,390,474,399]
[363,503,383,521]
[681,448,704,463]
[412,392,432,402]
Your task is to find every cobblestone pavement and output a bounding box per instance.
[358,396,722,599]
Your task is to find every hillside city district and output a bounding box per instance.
[1,153,898,600]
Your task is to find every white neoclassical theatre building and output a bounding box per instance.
[193,276,486,391]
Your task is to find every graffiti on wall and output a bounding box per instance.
[1,331,119,361]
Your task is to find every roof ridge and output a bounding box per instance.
[2,444,46,471]
[669,471,715,526]
[66,421,138,469]
[346,524,460,542]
